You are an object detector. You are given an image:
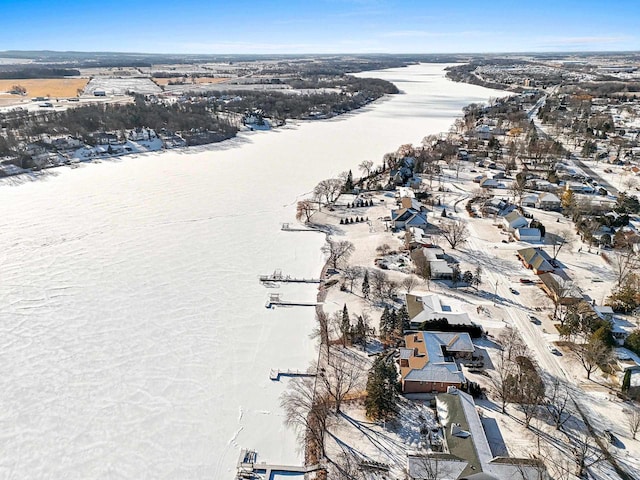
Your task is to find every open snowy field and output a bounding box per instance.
[0,64,506,479]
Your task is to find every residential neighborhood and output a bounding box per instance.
[284,76,640,480]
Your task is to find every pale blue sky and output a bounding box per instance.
[1,0,638,54]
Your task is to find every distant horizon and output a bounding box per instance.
[1,49,639,58]
[1,0,638,54]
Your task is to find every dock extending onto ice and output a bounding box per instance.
[236,449,325,479]
[265,293,319,308]
[281,222,323,232]
[259,269,322,284]
[269,369,317,381]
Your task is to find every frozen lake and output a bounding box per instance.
[0,64,505,479]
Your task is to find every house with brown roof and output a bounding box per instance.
[538,273,582,306]
[516,247,554,274]
[400,331,474,394]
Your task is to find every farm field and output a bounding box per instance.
[0,78,89,98]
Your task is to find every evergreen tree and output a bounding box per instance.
[451,264,461,287]
[365,357,398,420]
[353,315,367,349]
[397,305,410,334]
[361,270,370,299]
[344,170,354,192]
[341,304,351,346]
[473,265,483,290]
[380,306,390,338]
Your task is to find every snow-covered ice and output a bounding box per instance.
[0,64,505,479]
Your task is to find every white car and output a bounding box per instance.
[547,345,560,355]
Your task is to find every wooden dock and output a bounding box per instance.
[265,293,319,308]
[269,369,317,381]
[259,269,322,284]
[281,222,321,232]
[236,449,325,479]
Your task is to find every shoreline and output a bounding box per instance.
[0,63,513,478]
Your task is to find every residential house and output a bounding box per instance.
[400,196,428,213]
[515,227,542,243]
[391,207,429,231]
[521,193,538,208]
[535,192,561,211]
[566,182,595,194]
[405,227,434,250]
[407,390,547,480]
[517,247,554,274]
[405,293,474,327]
[475,124,493,141]
[538,273,582,306]
[423,248,454,280]
[481,198,514,217]
[479,177,505,189]
[399,331,473,394]
[502,211,528,232]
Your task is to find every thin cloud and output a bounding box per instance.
[381,30,490,38]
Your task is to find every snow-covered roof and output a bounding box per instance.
[402,331,472,385]
[406,293,472,326]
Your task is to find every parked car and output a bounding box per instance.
[509,287,519,295]
[547,345,560,355]
[529,315,541,325]
[519,278,534,284]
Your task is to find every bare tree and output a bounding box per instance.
[514,357,545,429]
[548,230,574,263]
[499,326,528,361]
[296,199,315,223]
[322,240,355,270]
[509,173,527,206]
[358,160,374,178]
[320,347,365,413]
[490,346,518,414]
[610,249,640,288]
[311,310,330,357]
[411,249,432,290]
[571,431,607,478]
[401,275,421,294]
[574,337,612,380]
[314,178,343,206]
[332,451,365,480]
[376,243,392,256]
[438,219,469,250]
[544,379,572,430]
[369,269,390,302]
[342,265,362,292]
[281,376,331,458]
[624,405,640,440]
[408,454,447,480]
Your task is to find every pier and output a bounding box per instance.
[259,269,322,284]
[265,293,319,308]
[236,449,325,479]
[269,369,317,381]
[281,222,321,232]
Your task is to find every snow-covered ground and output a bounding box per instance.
[0,64,506,479]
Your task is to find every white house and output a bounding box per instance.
[503,211,528,231]
[515,227,542,243]
[536,192,561,210]
[405,293,474,327]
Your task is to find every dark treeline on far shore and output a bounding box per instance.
[197,76,399,120]
[0,75,399,165]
